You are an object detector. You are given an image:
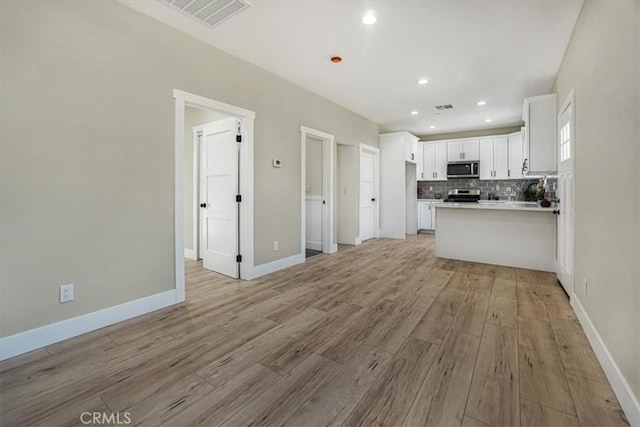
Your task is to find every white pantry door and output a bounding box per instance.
[359,148,378,241]
[200,118,240,278]
[556,95,575,296]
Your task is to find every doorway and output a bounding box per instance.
[556,89,575,296]
[359,144,380,243]
[173,90,256,303]
[300,126,336,258]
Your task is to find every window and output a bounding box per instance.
[560,120,571,163]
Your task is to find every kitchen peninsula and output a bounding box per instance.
[435,201,556,271]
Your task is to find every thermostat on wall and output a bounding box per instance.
[272,159,281,168]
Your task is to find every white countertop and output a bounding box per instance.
[417,199,444,203]
[435,200,555,212]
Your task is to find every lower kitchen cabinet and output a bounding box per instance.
[417,201,440,230]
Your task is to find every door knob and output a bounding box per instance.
[553,210,560,215]
[200,203,207,208]
[371,198,376,202]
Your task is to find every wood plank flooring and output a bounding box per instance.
[0,235,629,427]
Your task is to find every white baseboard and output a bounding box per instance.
[248,253,305,280]
[330,243,338,254]
[184,248,197,260]
[0,290,177,361]
[571,296,640,426]
[355,237,362,246]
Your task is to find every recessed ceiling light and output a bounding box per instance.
[417,78,429,85]
[429,125,436,129]
[411,111,418,115]
[361,10,377,25]
[477,101,487,106]
[484,118,492,123]
[330,56,342,63]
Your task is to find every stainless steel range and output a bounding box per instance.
[444,189,481,203]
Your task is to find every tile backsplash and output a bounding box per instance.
[417,177,557,201]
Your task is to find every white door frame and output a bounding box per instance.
[358,143,380,243]
[556,88,576,297]
[300,126,337,256]
[174,89,256,302]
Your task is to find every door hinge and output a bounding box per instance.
[236,135,242,143]
[236,254,242,263]
[236,194,242,203]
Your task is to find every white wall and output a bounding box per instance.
[337,144,359,245]
[0,0,380,338]
[553,0,639,414]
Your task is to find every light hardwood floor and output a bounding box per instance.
[0,235,629,426]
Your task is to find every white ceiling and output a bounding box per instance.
[123,0,583,136]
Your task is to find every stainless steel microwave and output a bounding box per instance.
[447,161,479,178]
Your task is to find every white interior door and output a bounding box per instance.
[200,118,240,278]
[359,148,377,241]
[556,95,575,295]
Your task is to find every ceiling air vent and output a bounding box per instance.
[435,104,454,111]
[161,0,251,28]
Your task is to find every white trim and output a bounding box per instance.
[192,127,201,260]
[300,126,336,257]
[300,126,334,141]
[0,290,177,361]
[247,254,305,280]
[355,237,362,245]
[571,296,640,426]
[173,89,256,289]
[184,249,197,260]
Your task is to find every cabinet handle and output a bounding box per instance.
[463,152,466,160]
[411,153,415,160]
[421,172,424,178]
[508,170,511,177]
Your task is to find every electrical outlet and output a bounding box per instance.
[273,241,279,251]
[583,278,588,296]
[60,284,74,303]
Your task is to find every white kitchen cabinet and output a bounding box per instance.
[523,94,557,175]
[422,142,447,181]
[416,143,424,180]
[405,134,418,164]
[479,137,508,180]
[508,132,524,178]
[417,201,440,230]
[447,139,480,161]
[418,202,431,230]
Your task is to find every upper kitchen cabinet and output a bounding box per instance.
[447,139,480,161]
[380,132,419,164]
[522,94,557,175]
[479,137,509,180]
[406,134,418,163]
[507,131,524,179]
[478,131,524,180]
[421,141,448,181]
